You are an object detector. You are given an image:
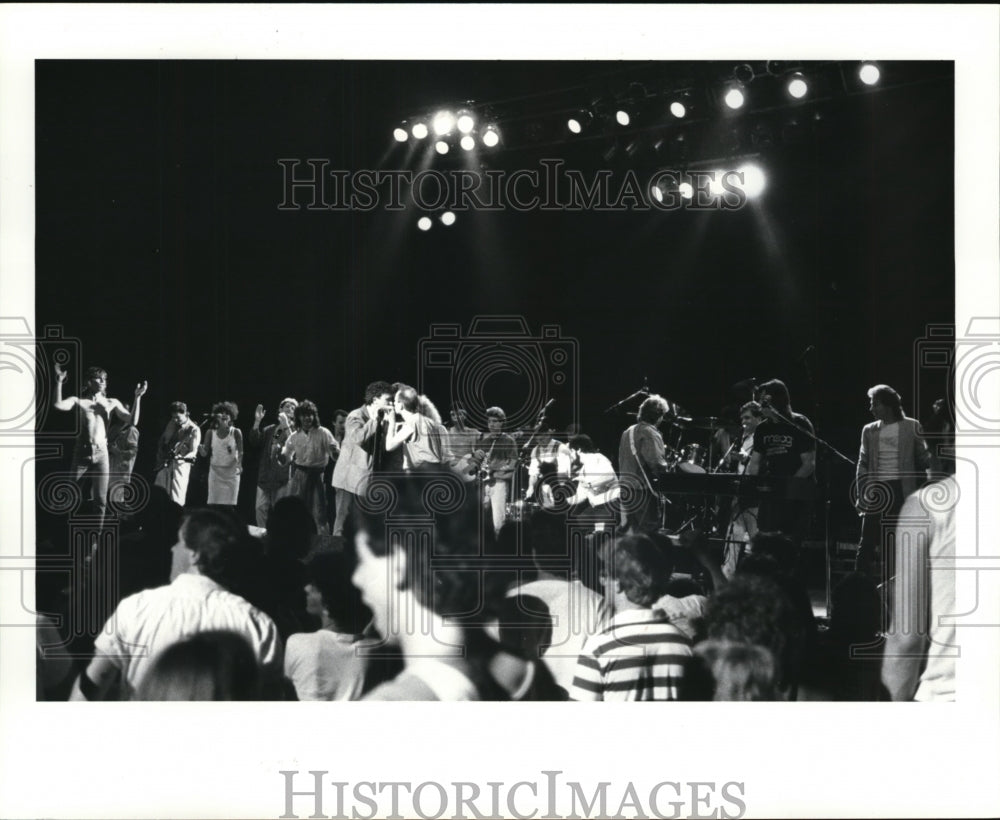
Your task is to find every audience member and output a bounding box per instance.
[570,534,692,701]
[136,630,261,701]
[284,551,372,700]
[351,467,562,700]
[70,508,281,700]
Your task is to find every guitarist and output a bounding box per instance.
[153,401,202,506]
[473,406,519,536]
[617,395,673,534]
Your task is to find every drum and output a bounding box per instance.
[677,444,707,474]
[505,500,541,522]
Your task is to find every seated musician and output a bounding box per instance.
[524,427,573,509]
[567,434,620,524]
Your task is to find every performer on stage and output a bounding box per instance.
[153,401,201,507]
[279,400,339,534]
[330,381,394,537]
[52,363,148,532]
[473,407,518,535]
[250,397,298,528]
[720,401,763,577]
[854,384,931,576]
[617,395,673,534]
[107,398,142,508]
[199,401,243,510]
[385,385,446,470]
[524,428,573,509]
[567,434,620,523]
[744,379,815,545]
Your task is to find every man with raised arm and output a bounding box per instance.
[249,397,298,528]
[52,362,147,532]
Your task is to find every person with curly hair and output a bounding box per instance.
[199,400,243,509]
[279,399,338,533]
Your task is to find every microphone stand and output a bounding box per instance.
[604,384,649,413]
[759,403,854,468]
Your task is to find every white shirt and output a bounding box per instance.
[877,422,901,477]
[94,573,282,699]
[284,630,370,701]
[571,451,620,505]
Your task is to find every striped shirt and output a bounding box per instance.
[569,608,691,701]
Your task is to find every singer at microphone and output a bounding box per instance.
[743,378,816,549]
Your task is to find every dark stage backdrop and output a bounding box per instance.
[35,60,954,535]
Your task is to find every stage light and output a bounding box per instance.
[433,111,456,136]
[567,110,593,134]
[678,181,693,200]
[482,127,500,148]
[411,122,428,140]
[417,217,432,231]
[736,164,766,198]
[615,109,631,126]
[724,86,745,110]
[435,140,450,155]
[859,62,881,86]
[733,64,755,85]
[650,183,663,204]
[787,73,808,99]
[457,113,475,134]
[708,173,727,197]
[669,101,687,119]
[440,211,456,226]
[393,127,408,142]
[460,135,475,151]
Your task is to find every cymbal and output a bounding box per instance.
[662,398,689,418]
[679,416,722,430]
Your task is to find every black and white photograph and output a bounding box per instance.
[1,5,998,819]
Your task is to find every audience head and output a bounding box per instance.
[266,495,317,559]
[136,631,261,701]
[351,466,502,644]
[181,508,256,591]
[605,533,672,608]
[304,549,370,634]
[699,573,806,697]
[683,640,779,701]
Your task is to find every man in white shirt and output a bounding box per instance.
[854,384,931,576]
[70,508,281,700]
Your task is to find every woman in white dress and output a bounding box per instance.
[199,401,243,508]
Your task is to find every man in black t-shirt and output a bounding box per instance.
[745,379,816,544]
